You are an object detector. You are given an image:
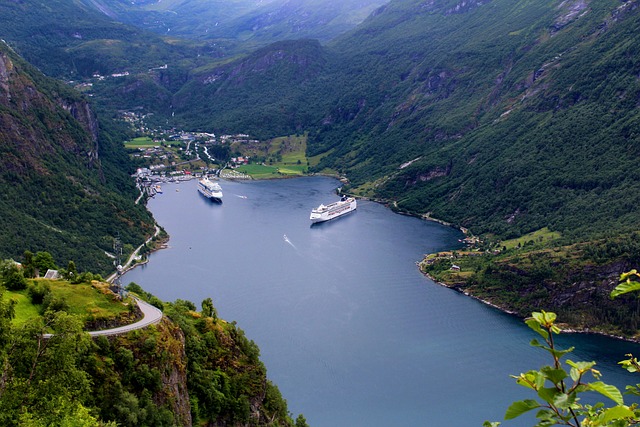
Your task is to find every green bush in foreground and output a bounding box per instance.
[486,271,640,426]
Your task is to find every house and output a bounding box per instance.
[44,269,61,280]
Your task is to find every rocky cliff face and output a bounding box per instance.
[0,41,100,175]
[458,256,640,337]
[147,319,192,427]
[0,40,155,274]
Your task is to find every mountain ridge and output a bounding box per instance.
[0,40,154,273]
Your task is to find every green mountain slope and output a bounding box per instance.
[0,282,298,426]
[5,0,640,247]
[209,0,390,45]
[305,0,640,240]
[0,0,210,78]
[80,0,276,38]
[81,0,388,47]
[0,41,154,273]
[85,0,640,244]
[163,0,640,243]
[172,39,329,138]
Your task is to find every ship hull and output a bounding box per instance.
[310,198,356,223]
[197,178,223,202]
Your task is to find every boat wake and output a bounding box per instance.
[235,194,248,199]
[283,234,296,249]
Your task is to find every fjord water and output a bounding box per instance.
[124,176,640,426]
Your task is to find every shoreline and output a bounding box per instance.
[418,268,640,344]
[131,173,640,346]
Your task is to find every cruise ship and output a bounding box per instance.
[310,196,357,223]
[197,176,223,202]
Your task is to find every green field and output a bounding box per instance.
[236,164,280,178]
[308,148,334,168]
[124,136,155,149]
[233,134,310,178]
[4,290,40,324]
[4,279,133,326]
[500,227,562,250]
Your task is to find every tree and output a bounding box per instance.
[0,286,16,388]
[66,261,77,280]
[486,271,640,426]
[22,251,35,278]
[201,297,217,319]
[33,251,56,276]
[295,414,309,427]
[0,312,93,426]
[2,263,27,291]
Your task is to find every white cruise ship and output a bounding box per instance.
[310,196,357,223]
[197,177,223,202]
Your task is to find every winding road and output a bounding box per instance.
[43,298,163,339]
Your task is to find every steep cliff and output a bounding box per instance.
[0,41,154,273]
[423,234,640,338]
[86,298,296,427]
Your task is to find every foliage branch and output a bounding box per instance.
[485,271,640,426]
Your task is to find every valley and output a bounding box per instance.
[2,0,640,425]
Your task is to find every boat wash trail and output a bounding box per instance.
[123,176,640,427]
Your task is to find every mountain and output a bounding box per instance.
[0,40,154,273]
[79,0,277,38]
[0,0,213,78]
[7,0,640,244]
[171,38,329,138]
[207,0,390,45]
[170,0,640,242]
[0,281,298,426]
[319,0,640,241]
[81,0,389,47]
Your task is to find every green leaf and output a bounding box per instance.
[551,391,576,410]
[589,381,624,405]
[531,311,557,327]
[598,405,635,424]
[567,360,596,381]
[624,384,640,396]
[546,346,574,361]
[620,270,638,281]
[526,318,549,340]
[540,367,568,385]
[482,422,500,427]
[505,399,541,420]
[513,371,546,390]
[530,338,543,347]
[537,387,560,405]
[611,278,640,298]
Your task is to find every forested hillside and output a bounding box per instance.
[160,0,640,242]
[81,0,388,46]
[5,0,640,242]
[3,0,640,331]
[0,277,300,427]
[0,41,154,273]
[171,39,329,138]
[312,0,640,240]
[0,0,213,78]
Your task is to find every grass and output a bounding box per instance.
[308,148,334,168]
[4,289,40,325]
[500,227,562,250]
[232,134,311,178]
[124,136,155,149]
[3,279,133,326]
[236,164,280,178]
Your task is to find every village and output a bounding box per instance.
[120,110,257,199]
